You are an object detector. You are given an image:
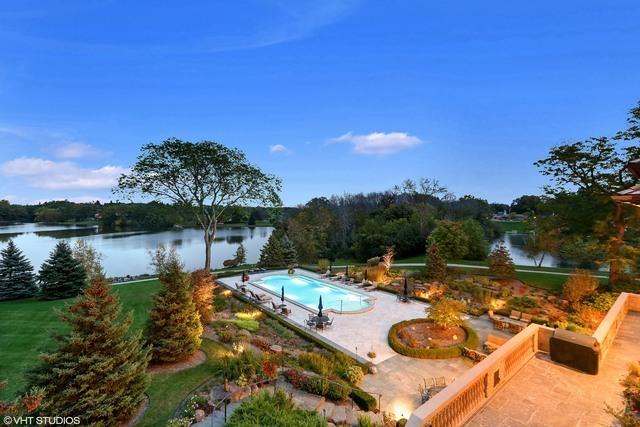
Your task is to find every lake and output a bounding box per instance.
[0,223,274,277]
[493,231,561,268]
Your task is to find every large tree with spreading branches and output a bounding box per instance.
[116,139,281,270]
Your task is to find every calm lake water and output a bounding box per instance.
[0,223,273,277]
[492,231,560,268]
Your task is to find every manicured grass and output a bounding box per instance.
[138,338,231,427]
[0,279,161,400]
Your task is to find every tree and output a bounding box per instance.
[72,240,104,281]
[488,241,516,278]
[27,277,150,426]
[0,240,37,300]
[257,231,285,267]
[427,220,469,260]
[234,242,247,265]
[562,270,599,305]
[190,269,216,324]
[281,234,298,266]
[461,219,489,260]
[425,243,447,282]
[117,139,281,271]
[426,297,466,328]
[0,381,42,416]
[38,241,87,300]
[510,195,541,214]
[523,216,561,267]
[147,252,203,362]
[381,246,395,272]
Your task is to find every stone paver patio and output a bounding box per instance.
[219,269,513,415]
[466,311,640,427]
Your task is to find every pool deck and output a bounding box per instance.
[218,269,512,415]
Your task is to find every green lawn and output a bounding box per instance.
[0,279,161,400]
[138,338,231,427]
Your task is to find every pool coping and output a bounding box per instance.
[247,271,377,315]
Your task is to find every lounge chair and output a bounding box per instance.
[520,313,533,324]
[271,301,285,311]
[281,307,292,316]
[509,310,522,321]
[255,293,272,303]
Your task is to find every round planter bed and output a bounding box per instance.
[388,319,479,359]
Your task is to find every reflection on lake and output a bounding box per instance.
[492,232,561,267]
[0,223,273,277]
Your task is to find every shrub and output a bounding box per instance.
[426,297,466,328]
[166,417,192,427]
[388,319,479,359]
[606,361,640,426]
[190,269,215,323]
[562,270,598,305]
[327,380,351,401]
[569,304,604,330]
[488,241,515,278]
[180,394,208,419]
[507,296,539,311]
[250,337,271,351]
[298,352,334,377]
[305,377,329,396]
[365,264,386,283]
[340,365,364,385]
[357,414,383,427]
[367,351,376,359]
[318,258,330,272]
[284,369,309,389]
[226,390,326,427]
[213,294,228,312]
[263,318,296,339]
[218,329,236,344]
[585,292,618,312]
[350,388,378,411]
[216,350,263,381]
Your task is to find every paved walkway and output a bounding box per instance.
[219,270,513,417]
[466,312,640,427]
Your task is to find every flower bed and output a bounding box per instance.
[388,319,479,359]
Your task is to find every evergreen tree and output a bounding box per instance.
[27,277,150,426]
[234,243,247,265]
[72,240,104,281]
[488,241,516,278]
[281,234,298,266]
[190,269,215,324]
[38,241,87,300]
[0,240,37,300]
[147,255,203,362]
[257,231,284,267]
[425,243,447,282]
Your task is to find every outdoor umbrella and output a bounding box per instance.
[404,275,408,297]
[281,286,285,303]
[318,295,324,318]
[364,269,368,282]
[345,265,349,277]
[242,271,248,283]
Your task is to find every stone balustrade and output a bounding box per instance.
[408,292,640,427]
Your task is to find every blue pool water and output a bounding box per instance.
[253,274,372,313]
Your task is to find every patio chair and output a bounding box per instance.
[255,293,272,303]
[435,377,446,387]
[324,318,334,328]
[520,313,533,324]
[281,307,292,316]
[271,301,283,311]
[423,377,435,390]
[509,310,522,321]
[248,290,258,300]
[305,319,316,329]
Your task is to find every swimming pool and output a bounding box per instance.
[252,274,373,313]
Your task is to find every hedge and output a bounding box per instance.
[387,319,479,359]
[350,388,378,411]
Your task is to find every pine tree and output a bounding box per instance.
[38,241,87,300]
[27,277,150,426]
[190,269,216,324]
[147,256,203,363]
[234,243,247,265]
[257,232,284,267]
[0,240,37,300]
[281,234,298,266]
[488,241,516,278]
[425,243,447,282]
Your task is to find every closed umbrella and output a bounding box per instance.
[364,269,368,283]
[318,296,324,318]
[404,275,408,297]
[345,265,349,278]
[281,286,285,304]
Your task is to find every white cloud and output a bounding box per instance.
[331,131,423,155]
[54,142,108,159]
[270,144,290,154]
[0,157,127,190]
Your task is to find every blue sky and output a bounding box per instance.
[0,1,639,206]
